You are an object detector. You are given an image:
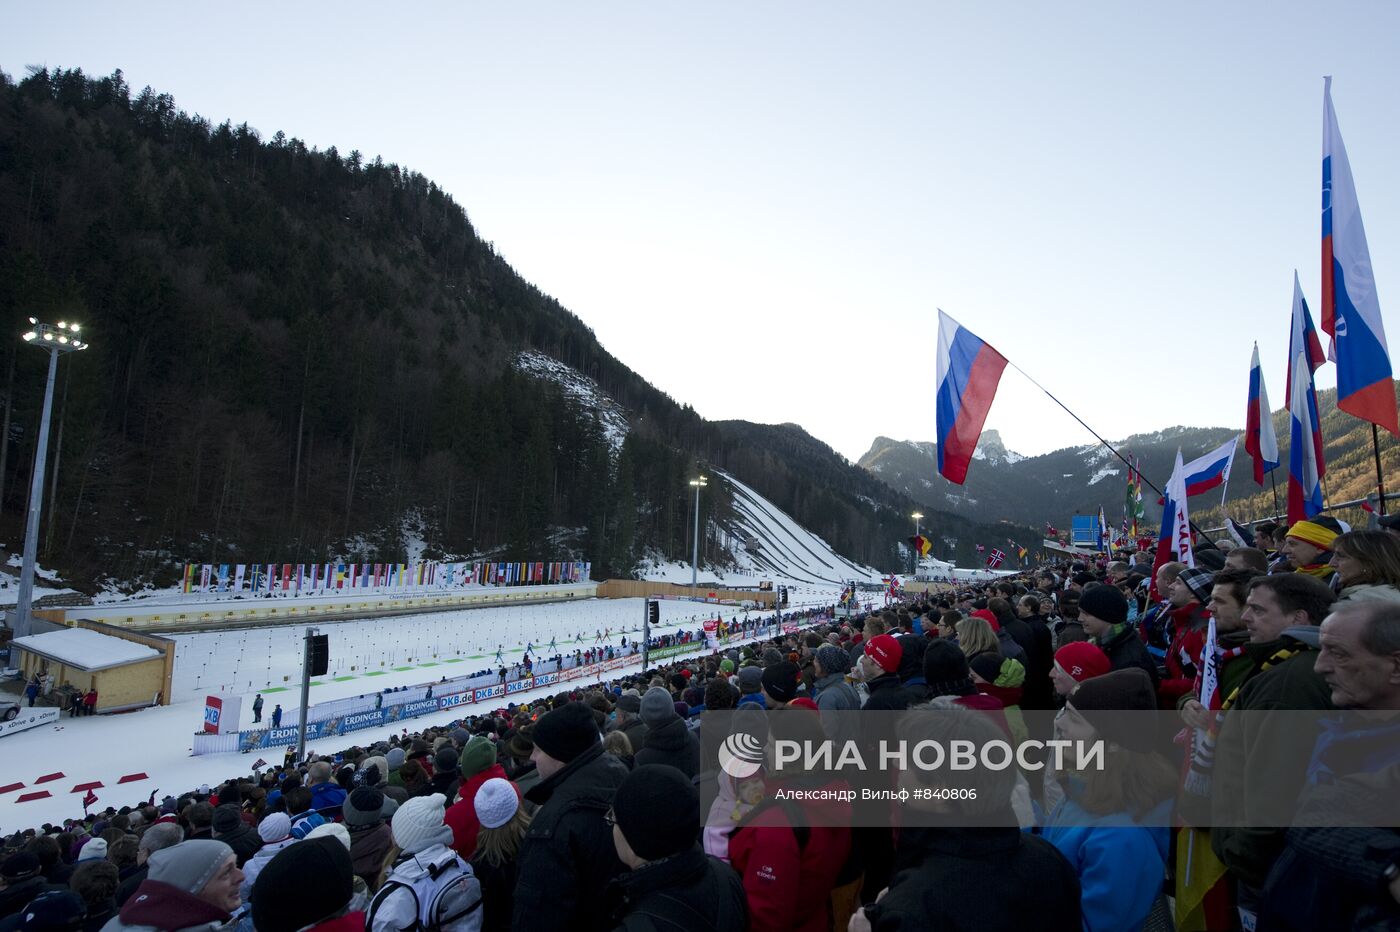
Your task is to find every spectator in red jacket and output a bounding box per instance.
[1159,568,1213,707]
[83,688,98,715]
[445,735,516,858]
[728,708,852,932]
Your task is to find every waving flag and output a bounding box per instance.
[985,549,1006,569]
[1097,505,1109,551]
[975,544,986,553]
[1288,272,1328,523]
[1151,449,1195,597]
[1322,78,1398,436]
[936,310,1008,484]
[1182,438,1238,498]
[908,535,933,557]
[1245,343,1281,485]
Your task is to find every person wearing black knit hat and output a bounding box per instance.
[605,765,747,931]
[514,702,628,932]
[252,835,357,931]
[1046,667,1177,932]
[760,661,801,708]
[1078,584,1160,690]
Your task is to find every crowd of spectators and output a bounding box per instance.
[1,516,1397,930]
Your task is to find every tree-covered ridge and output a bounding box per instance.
[0,67,1024,587]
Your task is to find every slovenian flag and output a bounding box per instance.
[1322,78,1398,436]
[1245,343,1280,485]
[935,310,1008,484]
[1287,272,1328,523]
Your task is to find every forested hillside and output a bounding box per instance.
[0,67,1025,588]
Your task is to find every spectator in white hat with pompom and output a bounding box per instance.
[469,778,531,932]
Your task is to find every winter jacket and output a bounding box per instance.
[289,809,327,839]
[612,716,649,752]
[634,718,700,780]
[1000,616,1036,665]
[470,852,519,932]
[861,674,909,712]
[308,781,347,812]
[604,847,747,932]
[368,843,481,932]
[1159,602,1210,706]
[1337,582,1400,605]
[513,744,629,932]
[213,823,262,868]
[427,769,461,801]
[728,779,853,932]
[994,629,1028,666]
[1020,616,1056,711]
[445,764,514,859]
[867,825,1081,931]
[99,879,234,932]
[1211,626,1334,890]
[1042,797,1172,932]
[348,821,395,890]
[1259,766,1400,932]
[239,836,295,902]
[0,877,67,920]
[1053,619,1088,650]
[1096,624,1161,690]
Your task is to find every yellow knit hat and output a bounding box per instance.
[1286,520,1338,551]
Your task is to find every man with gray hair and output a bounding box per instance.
[307,759,346,811]
[1257,600,1400,929]
[115,822,184,907]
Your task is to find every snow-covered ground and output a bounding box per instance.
[1,587,851,829]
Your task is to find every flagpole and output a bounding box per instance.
[1373,424,1389,516]
[1268,470,1281,519]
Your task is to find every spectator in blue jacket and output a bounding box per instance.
[1042,668,1177,931]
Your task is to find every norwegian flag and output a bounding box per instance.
[985,549,1006,569]
[82,789,98,811]
[975,544,986,554]
[1045,523,1058,537]
[252,758,268,769]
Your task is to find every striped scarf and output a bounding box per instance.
[1294,562,1335,581]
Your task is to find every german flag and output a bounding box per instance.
[908,535,932,556]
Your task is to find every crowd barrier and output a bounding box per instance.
[190,643,706,756]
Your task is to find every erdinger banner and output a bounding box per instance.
[697,710,1400,829]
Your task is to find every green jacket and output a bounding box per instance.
[1210,627,1334,890]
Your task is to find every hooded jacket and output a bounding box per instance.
[445,763,513,860]
[513,744,629,932]
[213,823,262,868]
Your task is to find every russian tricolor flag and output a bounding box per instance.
[1287,272,1328,523]
[1322,78,1398,436]
[1180,437,1237,497]
[1245,343,1280,485]
[935,310,1007,484]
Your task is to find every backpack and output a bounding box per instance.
[367,844,483,931]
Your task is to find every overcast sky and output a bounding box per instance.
[7,1,1400,462]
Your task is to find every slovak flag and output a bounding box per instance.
[1287,272,1328,523]
[1245,343,1280,485]
[1322,78,1398,436]
[935,310,1008,484]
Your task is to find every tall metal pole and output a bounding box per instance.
[690,481,703,590]
[295,626,316,765]
[641,600,650,673]
[12,347,59,640]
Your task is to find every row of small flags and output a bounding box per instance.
[181,560,592,595]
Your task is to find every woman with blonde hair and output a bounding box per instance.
[471,778,532,932]
[1330,529,1400,604]
[955,616,1001,661]
[602,729,635,770]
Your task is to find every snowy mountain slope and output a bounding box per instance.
[515,350,630,453]
[710,471,884,585]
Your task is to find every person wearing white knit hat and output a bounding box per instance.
[471,779,531,932]
[76,837,108,862]
[369,794,481,929]
[240,813,296,903]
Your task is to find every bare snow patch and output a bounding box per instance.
[515,351,630,454]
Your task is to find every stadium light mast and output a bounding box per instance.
[911,512,923,575]
[11,320,89,640]
[688,475,708,590]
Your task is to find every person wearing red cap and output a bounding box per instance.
[1051,642,1111,699]
[858,634,907,711]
